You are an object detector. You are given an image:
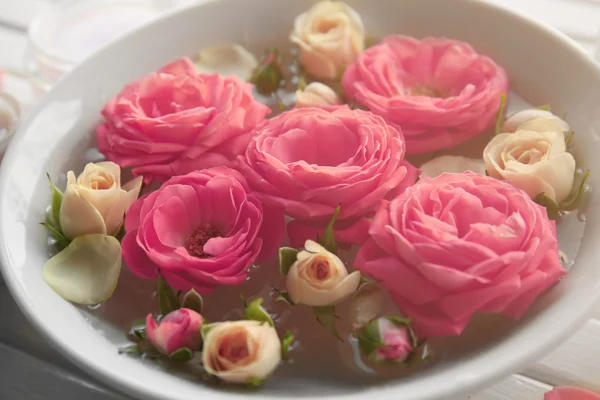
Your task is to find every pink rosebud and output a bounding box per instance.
[342,35,509,154]
[545,387,600,400]
[145,308,203,356]
[358,316,414,363]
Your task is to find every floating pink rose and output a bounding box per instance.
[238,107,417,246]
[355,172,566,338]
[96,57,271,184]
[146,308,203,356]
[545,387,600,400]
[342,36,509,154]
[122,167,285,293]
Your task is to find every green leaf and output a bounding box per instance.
[247,377,265,388]
[319,204,341,255]
[533,193,560,220]
[535,104,551,111]
[156,273,180,316]
[244,298,274,326]
[565,131,575,149]
[559,169,590,211]
[281,331,295,361]
[119,344,142,355]
[313,306,343,342]
[386,316,412,327]
[357,319,383,357]
[46,173,64,231]
[181,289,203,314]
[279,247,299,276]
[168,347,194,362]
[494,93,507,135]
[40,222,70,248]
[275,291,295,306]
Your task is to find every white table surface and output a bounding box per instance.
[0,0,599,399]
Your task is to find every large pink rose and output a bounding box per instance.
[122,167,285,293]
[342,36,509,154]
[545,387,600,400]
[96,57,271,184]
[355,172,566,338]
[238,106,418,246]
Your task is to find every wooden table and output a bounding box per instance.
[0,0,599,398]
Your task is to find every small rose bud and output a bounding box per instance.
[358,316,415,364]
[295,82,342,108]
[286,239,361,306]
[145,308,203,356]
[251,49,283,95]
[202,320,281,384]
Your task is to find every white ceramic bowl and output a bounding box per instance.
[1,1,600,399]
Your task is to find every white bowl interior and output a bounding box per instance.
[1,0,600,399]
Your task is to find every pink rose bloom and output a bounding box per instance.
[146,308,203,356]
[342,36,509,154]
[96,57,271,184]
[355,172,566,338]
[546,387,600,400]
[238,107,417,246]
[122,167,284,293]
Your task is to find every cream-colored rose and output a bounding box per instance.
[503,109,569,133]
[202,320,281,384]
[290,1,364,80]
[419,155,486,178]
[295,82,343,108]
[287,240,361,306]
[483,126,576,203]
[59,162,142,239]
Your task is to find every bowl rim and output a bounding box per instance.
[0,0,599,399]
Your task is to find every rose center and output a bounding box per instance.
[410,86,445,98]
[308,257,332,281]
[185,222,221,258]
[89,173,114,190]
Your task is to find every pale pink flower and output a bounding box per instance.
[122,167,285,293]
[355,172,566,338]
[96,57,271,184]
[342,36,509,154]
[545,387,600,400]
[145,308,203,355]
[375,318,413,363]
[238,106,418,247]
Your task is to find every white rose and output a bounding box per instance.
[503,109,569,133]
[419,155,486,178]
[290,1,365,80]
[202,320,281,384]
[287,240,361,306]
[295,82,342,108]
[483,128,575,203]
[59,162,142,239]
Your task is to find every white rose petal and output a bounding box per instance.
[484,129,576,202]
[295,82,342,108]
[194,44,258,81]
[42,234,122,304]
[503,109,569,133]
[202,320,281,384]
[419,155,486,178]
[290,1,365,80]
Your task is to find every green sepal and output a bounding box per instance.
[244,297,274,326]
[357,275,376,291]
[535,104,551,111]
[313,306,343,342]
[298,75,307,91]
[357,319,384,357]
[559,169,590,211]
[275,291,295,306]
[118,344,142,356]
[156,273,180,316]
[565,131,575,149]
[40,222,70,248]
[129,319,146,341]
[168,347,194,362]
[533,193,560,220]
[281,331,295,361]
[405,340,432,367]
[279,247,299,276]
[318,204,341,255]
[181,289,203,314]
[494,93,507,135]
[46,173,64,231]
[247,377,265,388]
[201,322,218,339]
